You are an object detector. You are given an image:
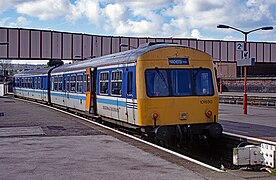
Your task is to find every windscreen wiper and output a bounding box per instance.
[154,67,169,89]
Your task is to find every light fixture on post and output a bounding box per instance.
[217,24,273,114]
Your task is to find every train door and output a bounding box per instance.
[85,68,97,114]
[126,70,135,124]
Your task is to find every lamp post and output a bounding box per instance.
[217,24,273,114]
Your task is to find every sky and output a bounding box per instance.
[0,0,276,64]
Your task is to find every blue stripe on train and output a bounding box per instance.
[97,98,137,108]
[16,88,137,108]
[50,92,86,100]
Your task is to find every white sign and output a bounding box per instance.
[243,51,249,59]
[236,42,244,51]
[237,58,255,66]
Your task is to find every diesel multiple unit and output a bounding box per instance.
[14,43,223,144]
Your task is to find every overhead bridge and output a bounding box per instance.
[0,27,275,64]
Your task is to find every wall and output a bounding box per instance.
[222,77,276,93]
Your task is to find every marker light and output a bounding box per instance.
[152,112,159,119]
[180,112,187,120]
[205,110,212,118]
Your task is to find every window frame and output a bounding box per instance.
[76,73,84,93]
[145,68,214,98]
[127,71,133,96]
[57,76,62,91]
[70,74,76,92]
[111,70,123,96]
[99,71,109,95]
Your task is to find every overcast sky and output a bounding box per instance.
[0,0,275,64]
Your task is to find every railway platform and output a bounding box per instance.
[0,96,275,179]
[0,96,234,180]
[219,103,276,142]
[219,92,276,142]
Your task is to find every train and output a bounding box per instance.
[13,42,223,144]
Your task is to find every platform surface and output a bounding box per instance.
[0,96,274,180]
[0,97,238,180]
[219,103,276,142]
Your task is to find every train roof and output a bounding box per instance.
[14,66,53,77]
[14,43,198,77]
[51,43,182,74]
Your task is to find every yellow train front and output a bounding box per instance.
[135,45,222,144]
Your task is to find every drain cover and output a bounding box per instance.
[4,101,15,103]
[0,126,45,137]
[47,126,66,130]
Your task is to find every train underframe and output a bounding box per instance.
[142,123,223,145]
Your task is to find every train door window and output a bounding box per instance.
[58,76,62,91]
[70,74,76,92]
[111,70,122,96]
[83,74,87,92]
[86,74,91,92]
[99,72,109,94]
[127,71,133,95]
[76,74,83,93]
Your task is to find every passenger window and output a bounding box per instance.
[76,74,83,93]
[41,77,44,90]
[34,77,37,89]
[70,75,76,92]
[52,76,58,91]
[38,77,41,89]
[111,70,122,96]
[29,78,32,88]
[58,76,62,91]
[100,72,109,94]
